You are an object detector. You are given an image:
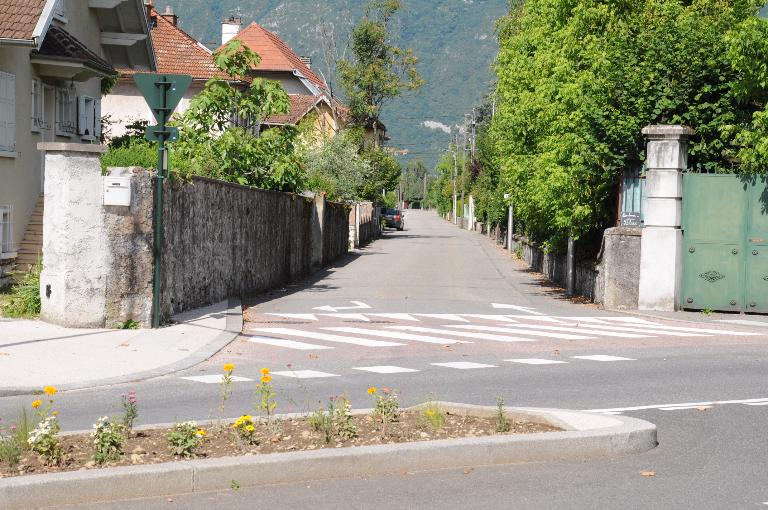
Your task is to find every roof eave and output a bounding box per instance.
[31,0,58,50]
[0,37,36,47]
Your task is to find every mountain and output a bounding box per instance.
[157,0,508,168]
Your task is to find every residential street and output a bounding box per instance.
[6,210,768,509]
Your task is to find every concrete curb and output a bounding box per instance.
[0,298,243,397]
[0,403,657,510]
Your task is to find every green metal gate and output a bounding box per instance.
[681,174,768,313]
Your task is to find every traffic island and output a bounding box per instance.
[0,403,657,509]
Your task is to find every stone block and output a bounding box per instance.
[647,140,688,170]
[638,227,682,311]
[646,169,682,198]
[600,227,642,310]
[644,197,681,227]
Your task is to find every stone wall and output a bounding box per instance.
[357,202,380,246]
[0,257,15,291]
[600,227,642,310]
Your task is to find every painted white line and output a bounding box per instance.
[413,314,469,322]
[616,323,762,336]
[464,314,520,323]
[272,370,340,379]
[505,358,567,365]
[550,316,611,324]
[447,325,594,340]
[491,303,544,315]
[597,317,658,324]
[715,319,768,327]
[352,366,419,374]
[245,335,334,351]
[571,355,636,362]
[323,327,466,345]
[251,328,404,347]
[505,315,566,323]
[263,313,318,321]
[181,375,253,384]
[367,313,419,322]
[658,405,713,411]
[547,321,706,337]
[388,325,536,343]
[431,362,498,370]
[452,324,646,339]
[743,402,768,406]
[313,301,371,312]
[584,397,768,414]
[318,313,370,321]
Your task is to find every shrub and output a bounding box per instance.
[1,259,41,318]
[28,416,63,466]
[231,415,259,445]
[91,416,126,464]
[167,421,205,458]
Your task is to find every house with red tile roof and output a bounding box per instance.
[0,0,154,277]
[101,3,237,139]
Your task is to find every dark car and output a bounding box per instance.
[380,208,404,230]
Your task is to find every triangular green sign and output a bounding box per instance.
[134,73,192,122]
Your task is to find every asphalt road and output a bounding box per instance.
[6,210,768,509]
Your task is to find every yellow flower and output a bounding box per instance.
[425,409,436,416]
[196,428,206,437]
[245,425,255,432]
[223,363,235,372]
[52,410,58,416]
[242,415,252,422]
[31,399,41,409]
[260,367,270,376]
[261,375,272,384]
[367,387,377,394]
[43,386,57,396]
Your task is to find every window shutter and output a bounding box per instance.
[94,99,101,139]
[0,72,15,152]
[78,95,87,135]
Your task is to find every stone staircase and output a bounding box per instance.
[16,195,43,271]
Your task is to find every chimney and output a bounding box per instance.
[221,15,242,45]
[300,56,312,69]
[161,5,178,26]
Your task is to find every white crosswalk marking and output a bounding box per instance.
[414,314,469,322]
[452,324,647,339]
[550,321,706,337]
[388,325,537,342]
[251,328,404,347]
[367,313,419,321]
[324,327,468,345]
[319,313,370,321]
[447,324,594,340]
[272,370,340,379]
[716,319,768,327]
[245,335,334,350]
[352,366,419,374]
[626,323,762,336]
[181,375,253,384]
[571,355,635,362]
[505,315,567,323]
[464,314,520,323]
[431,362,497,370]
[506,358,567,365]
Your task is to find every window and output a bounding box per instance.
[31,78,44,132]
[0,205,14,256]
[55,86,75,137]
[77,95,100,140]
[0,71,15,155]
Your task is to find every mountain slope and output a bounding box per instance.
[159,0,508,167]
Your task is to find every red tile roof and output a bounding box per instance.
[0,0,46,41]
[227,23,326,89]
[264,94,324,125]
[118,8,229,80]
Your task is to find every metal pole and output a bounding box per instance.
[452,137,458,224]
[566,236,575,298]
[507,204,513,252]
[151,81,169,329]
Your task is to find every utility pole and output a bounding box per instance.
[423,171,427,207]
[452,136,458,224]
[460,114,468,224]
[471,107,477,164]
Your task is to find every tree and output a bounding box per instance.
[173,40,304,191]
[401,159,428,202]
[304,133,371,201]
[338,0,424,140]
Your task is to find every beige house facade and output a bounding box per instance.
[0,0,154,272]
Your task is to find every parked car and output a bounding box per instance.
[380,208,404,230]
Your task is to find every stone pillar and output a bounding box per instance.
[38,143,109,327]
[311,193,325,267]
[638,125,694,311]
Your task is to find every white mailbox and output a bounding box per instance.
[103,176,131,207]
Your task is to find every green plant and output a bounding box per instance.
[308,404,334,444]
[28,416,63,466]
[0,434,22,468]
[231,479,241,490]
[0,410,31,468]
[114,319,140,330]
[514,245,523,260]
[255,368,277,423]
[91,416,126,464]
[495,396,511,433]
[368,386,399,433]
[167,421,206,458]
[333,396,358,441]
[219,363,235,421]
[100,138,157,173]
[701,308,714,316]
[421,401,445,431]
[1,259,41,318]
[121,391,138,431]
[231,415,259,445]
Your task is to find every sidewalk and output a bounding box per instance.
[0,300,242,396]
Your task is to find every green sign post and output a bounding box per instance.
[134,73,192,328]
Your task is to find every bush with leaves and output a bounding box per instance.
[303,133,370,201]
[1,259,41,318]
